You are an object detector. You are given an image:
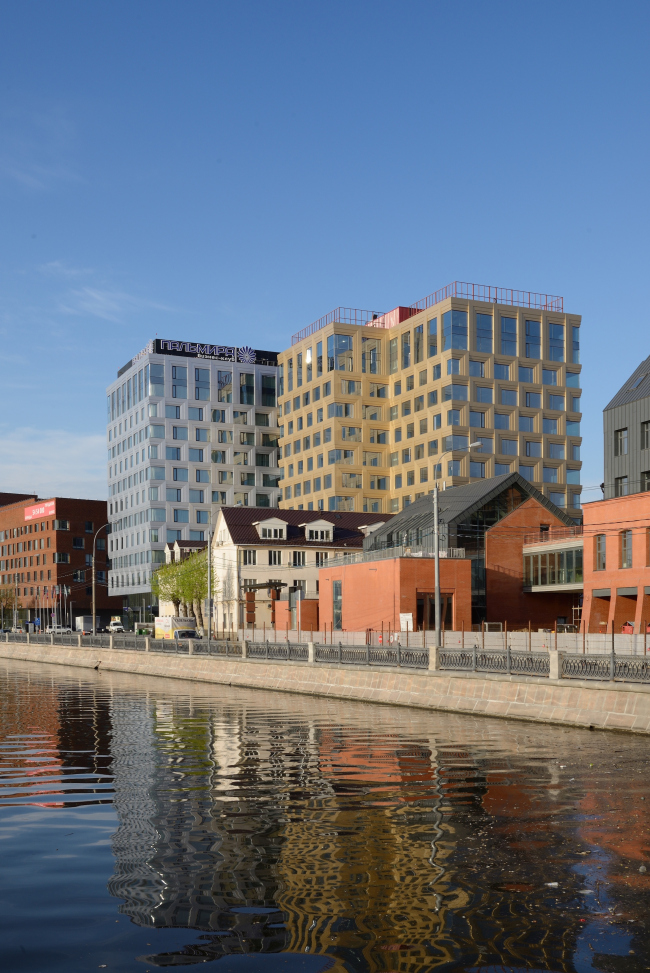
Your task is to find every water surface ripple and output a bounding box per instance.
[1,659,649,973]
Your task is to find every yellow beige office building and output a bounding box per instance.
[276,282,582,519]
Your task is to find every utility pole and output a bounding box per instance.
[207,529,212,649]
[92,523,109,636]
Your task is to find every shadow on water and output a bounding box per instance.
[1,659,650,973]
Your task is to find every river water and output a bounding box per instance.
[1,660,649,973]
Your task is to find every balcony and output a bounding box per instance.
[523,526,583,548]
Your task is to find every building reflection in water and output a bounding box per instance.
[102,688,650,972]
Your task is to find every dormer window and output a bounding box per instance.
[307,528,332,541]
[261,526,284,539]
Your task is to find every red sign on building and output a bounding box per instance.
[24,500,55,522]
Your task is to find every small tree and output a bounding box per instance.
[0,587,17,629]
[178,549,216,633]
[150,562,183,616]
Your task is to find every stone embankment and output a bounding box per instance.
[2,637,650,735]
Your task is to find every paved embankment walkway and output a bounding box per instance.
[2,641,650,735]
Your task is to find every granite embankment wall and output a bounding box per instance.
[2,641,650,735]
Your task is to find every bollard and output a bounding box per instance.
[242,640,248,659]
[109,635,114,651]
[188,639,194,656]
[77,634,82,647]
[26,632,30,644]
[144,637,150,653]
[50,633,54,645]
[307,641,315,663]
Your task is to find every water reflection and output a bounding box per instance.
[1,661,650,972]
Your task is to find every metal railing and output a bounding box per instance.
[248,642,308,661]
[439,647,550,676]
[562,654,650,683]
[410,281,564,313]
[314,643,428,669]
[523,526,584,546]
[291,307,384,345]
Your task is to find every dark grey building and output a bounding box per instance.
[603,354,650,498]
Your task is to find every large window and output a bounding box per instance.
[194,368,210,400]
[149,363,165,397]
[595,534,606,570]
[333,579,343,630]
[240,373,255,405]
[501,317,517,356]
[525,320,541,359]
[476,313,493,353]
[441,310,468,351]
[361,337,381,374]
[218,371,232,402]
[401,332,411,368]
[442,384,468,401]
[548,323,565,362]
[413,324,423,363]
[427,318,437,357]
[327,334,354,371]
[172,365,187,398]
[261,374,276,406]
[614,428,628,456]
[572,326,580,363]
[621,530,633,569]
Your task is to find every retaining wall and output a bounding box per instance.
[3,640,650,736]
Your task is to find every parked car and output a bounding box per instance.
[107,620,125,633]
[173,629,201,641]
[46,624,73,634]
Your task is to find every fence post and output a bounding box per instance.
[482,620,485,652]
[77,633,82,647]
[109,635,114,651]
[554,622,557,654]
[472,642,477,671]
[529,620,531,652]
[504,619,507,652]
[549,649,560,680]
[461,621,464,649]
[611,621,616,680]
[366,641,370,665]
[307,641,314,663]
[144,637,150,653]
[506,640,511,675]
[188,639,194,656]
[242,640,248,659]
[397,641,402,667]
[266,640,269,659]
[583,621,586,655]
[338,642,342,663]
[50,632,54,645]
[428,646,441,671]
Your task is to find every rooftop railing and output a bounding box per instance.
[410,281,564,313]
[523,526,583,547]
[291,282,564,345]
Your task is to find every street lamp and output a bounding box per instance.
[434,442,482,649]
[92,523,109,636]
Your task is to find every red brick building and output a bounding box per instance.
[0,496,119,628]
[581,492,650,633]
[319,556,472,634]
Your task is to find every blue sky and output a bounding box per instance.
[1,1,648,499]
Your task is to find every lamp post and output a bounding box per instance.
[434,443,482,648]
[206,529,213,650]
[92,523,109,636]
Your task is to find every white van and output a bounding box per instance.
[46,624,73,634]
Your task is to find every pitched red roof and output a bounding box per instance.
[218,506,393,548]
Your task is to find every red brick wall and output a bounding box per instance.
[273,599,319,633]
[318,557,472,632]
[485,498,578,629]
[582,494,650,633]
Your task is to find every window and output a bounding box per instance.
[211,449,227,464]
[173,468,189,481]
[419,418,427,434]
[519,464,535,482]
[369,383,387,398]
[571,443,581,461]
[328,402,353,418]
[475,386,493,403]
[642,471,650,492]
[428,390,438,407]
[572,396,581,412]
[543,417,558,435]
[165,405,180,419]
[526,392,541,408]
[189,448,204,462]
[240,373,255,405]
[173,509,189,523]
[615,475,628,497]
[327,334,353,371]
[542,369,557,386]
[441,310,468,351]
[501,317,517,355]
[548,442,565,459]
[402,401,411,417]
[519,415,534,432]
[518,365,534,382]
[419,369,427,386]
[401,332,411,368]
[566,371,580,388]
[495,463,511,475]
[166,446,181,460]
[621,530,633,569]
[219,471,233,484]
[543,466,558,483]
[572,326,580,364]
[476,436,493,453]
[195,367,210,400]
[394,474,402,488]
[195,469,209,483]
[526,441,542,457]
[72,537,85,549]
[476,313,492,352]
[189,407,203,421]
[447,358,461,375]
[432,363,441,380]
[549,491,565,507]
[525,321,540,358]
[361,336,381,374]
[566,420,581,435]
[172,426,188,441]
[447,409,461,426]
[614,428,628,456]
[427,318,437,357]
[448,460,461,476]
[443,434,469,451]
[406,422,414,438]
[189,489,204,503]
[469,359,485,377]
[394,428,402,443]
[370,476,387,490]
[548,323,564,362]
[470,461,485,478]
[500,439,518,456]
[566,468,580,484]
[432,413,441,429]
[470,411,485,428]
[402,447,412,463]
[149,363,165,396]
[428,440,439,455]
[443,384,468,401]
[494,413,510,430]
[500,388,516,406]
[268,550,282,565]
[341,380,361,395]
[196,510,209,524]
[167,487,181,501]
[595,534,606,570]
[212,408,225,422]
[548,394,564,411]
[363,451,381,466]
[328,496,354,512]
[171,365,187,398]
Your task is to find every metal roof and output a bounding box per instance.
[364,472,574,549]
[604,353,650,410]
[218,505,393,548]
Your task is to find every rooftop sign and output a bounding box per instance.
[24,500,55,521]
[154,339,278,365]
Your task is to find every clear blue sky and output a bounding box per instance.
[1,1,648,499]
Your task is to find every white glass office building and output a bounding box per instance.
[106,339,280,609]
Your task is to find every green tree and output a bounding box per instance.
[0,587,17,628]
[150,561,184,616]
[178,549,216,633]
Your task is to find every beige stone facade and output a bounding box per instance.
[277,286,582,518]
